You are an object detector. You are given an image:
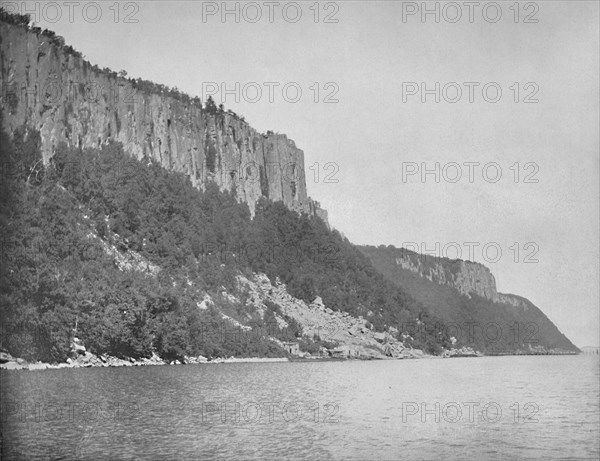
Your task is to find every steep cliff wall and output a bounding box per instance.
[394,251,533,308]
[395,252,500,302]
[0,19,326,218]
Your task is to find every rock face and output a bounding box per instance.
[395,251,532,308]
[396,252,500,301]
[0,20,326,219]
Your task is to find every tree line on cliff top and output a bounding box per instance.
[1,8,248,118]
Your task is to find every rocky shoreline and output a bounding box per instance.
[0,352,292,371]
[0,346,486,371]
[2,347,579,372]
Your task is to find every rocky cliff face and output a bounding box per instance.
[395,251,530,308]
[0,20,326,219]
[396,252,501,302]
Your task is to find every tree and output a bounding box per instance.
[205,96,217,114]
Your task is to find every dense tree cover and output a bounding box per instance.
[0,122,448,362]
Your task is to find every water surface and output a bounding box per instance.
[1,355,598,460]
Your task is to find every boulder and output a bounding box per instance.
[0,351,14,363]
[71,337,86,355]
[373,332,386,343]
[311,296,325,310]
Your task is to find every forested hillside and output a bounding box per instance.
[0,122,448,363]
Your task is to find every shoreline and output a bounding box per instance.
[0,355,292,371]
[0,349,439,371]
[0,349,579,372]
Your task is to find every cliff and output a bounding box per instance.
[395,250,534,309]
[0,18,326,219]
[360,245,579,354]
[395,251,500,301]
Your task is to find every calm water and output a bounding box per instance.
[1,355,598,460]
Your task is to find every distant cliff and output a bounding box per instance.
[394,250,529,308]
[360,245,579,354]
[395,251,501,301]
[0,18,327,220]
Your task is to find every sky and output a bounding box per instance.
[13,0,599,347]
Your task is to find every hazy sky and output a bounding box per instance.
[17,1,599,347]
